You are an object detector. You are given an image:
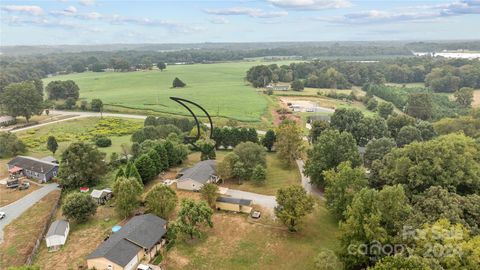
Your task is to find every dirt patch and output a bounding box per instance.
[0,190,60,268]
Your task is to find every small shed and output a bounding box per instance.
[91,188,113,204]
[216,197,253,214]
[46,220,70,251]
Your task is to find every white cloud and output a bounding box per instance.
[64,6,77,14]
[79,0,95,6]
[266,0,351,10]
[204,7,288,18]
[1,5,44,16]
[327,0,480,24]
[209,16,229,24]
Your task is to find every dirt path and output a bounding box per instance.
[473,90,480,107]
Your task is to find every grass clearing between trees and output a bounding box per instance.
[165,202,339,270]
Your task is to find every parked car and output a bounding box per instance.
[137,264,152,270]
[0,211,6,220]
[251,210,261,219]
[18,182,30,190]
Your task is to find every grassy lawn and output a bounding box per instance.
[33,206,120,270]
[42,62,278,122]
[0,190,61,268]
[220,152,301,195]
[165,202,339,270]
[0,180,40,207]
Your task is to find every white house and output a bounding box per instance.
[45,220,70,251]
[176,160,220,191]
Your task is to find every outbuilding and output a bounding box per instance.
[216,197,253,214]
[45,220,70,251]
[91,188,113,204]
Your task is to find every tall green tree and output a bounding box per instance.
[1,82,43,122]
[177,199,213,239]
[304,129,361,188]
[216,152,239,180]
[134,154,157,183]
[261,129,276,151]
[90,99,103,112]
[148,149,162,174]
[0,132,26,158]
[406,93,433,120]
[275,185,314,232]
[377,102,394,119]
[46,80,80,100]
[113,177,143,218]
[145,184,177,219]
[62,192,97,223]
[454,87,474,107]
[157,62,166,71]
[233,141,266,177]
[396,125,422,147]
[46,136,58,155]
[339,185,411,269]
[374,133,480,196]
[198,139,216,160]
[364,137,396,167]
[153,143,169,171]
[200,183,219,208]
[330,108,364,134]
[251,165,267,185]
[309,120,330,143]
[275,120,304,165]
[58,142,106,189]
[323,161,368,220]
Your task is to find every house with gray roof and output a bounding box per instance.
[45,220,69,251]
[7,156,59,183]
[87,214,167,270]
[176,160,220,191]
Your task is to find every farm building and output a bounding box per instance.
[91,188,113,204]
[176,160,220,191]
[7,156,59,183]
[87,214,167,270]
[216,197,253,214]
[266,84,289,91]
[45,220,70,251]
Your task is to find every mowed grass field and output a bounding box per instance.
[43,62,286,122]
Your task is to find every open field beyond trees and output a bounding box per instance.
[42,62,282,122]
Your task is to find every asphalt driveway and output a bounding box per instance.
[225,189,277,214]
[0,183,59,243]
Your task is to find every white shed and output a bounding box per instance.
[45,220,70,251]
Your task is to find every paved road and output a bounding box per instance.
[225,189,277,213]
[0,183,59,243]
[296,159,324,199]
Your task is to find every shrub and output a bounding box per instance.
[172,77,186,88]
[95,136,112,147]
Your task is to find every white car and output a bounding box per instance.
[0,211,6,220]
[137,264,152,270]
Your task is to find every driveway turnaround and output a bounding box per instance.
[0,183,59,243]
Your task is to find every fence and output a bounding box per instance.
[25,192,62,265]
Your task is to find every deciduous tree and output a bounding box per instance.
[62,192,97,223]
[200,183,219,208]
[113,177,143,218]
[1,82,43,122]
[275,185,314,232]
[145,184,177,219]
[275,120,303,165]
[177,199,213,239]
[46,136,58,155]
[261,129,276,151]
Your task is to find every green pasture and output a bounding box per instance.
[43,62,296,122]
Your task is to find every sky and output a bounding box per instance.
[0,0,479,45]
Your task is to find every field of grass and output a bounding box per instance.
[165,202,339,270]
[0,190,61,268]
[15,117,142,158]
[43,62,279,122]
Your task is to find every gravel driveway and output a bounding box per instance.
[225,189,277,214]
[0,183,59,243]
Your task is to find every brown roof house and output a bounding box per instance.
[87,214,167,270]
[176,160,220,191]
